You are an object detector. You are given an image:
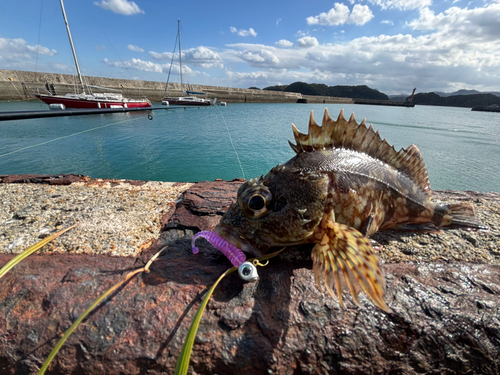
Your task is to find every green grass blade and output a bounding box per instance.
[174,247,285,375]
[174,267,236,375]
[37,247,165,375]
[0,224,76,280]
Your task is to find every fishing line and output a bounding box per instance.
[0,113,162,159]
[215,106,245,179]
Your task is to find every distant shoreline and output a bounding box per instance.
[2,69,500,108]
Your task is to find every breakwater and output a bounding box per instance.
[354,98,415,107]
[471,105,500,112]
[0,69,353,104]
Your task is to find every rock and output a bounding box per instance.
[0,174,90,185]
[160,179,244,243]
[0,180,499,375]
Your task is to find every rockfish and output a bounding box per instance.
[214,109,488,312]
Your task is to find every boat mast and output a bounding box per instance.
[178,19,184,95]
[59,0,85,94]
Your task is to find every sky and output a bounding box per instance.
[1,0,499,95]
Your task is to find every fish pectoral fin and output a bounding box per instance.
[311,220,391,313]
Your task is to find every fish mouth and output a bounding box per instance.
[214,223,263,257]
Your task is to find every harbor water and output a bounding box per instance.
[0,101,499,193]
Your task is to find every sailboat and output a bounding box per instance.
[34,0,152,109]
[162,20,215,106]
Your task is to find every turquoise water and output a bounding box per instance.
[0,101,499,192]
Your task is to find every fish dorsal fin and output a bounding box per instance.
[289,109,431,197]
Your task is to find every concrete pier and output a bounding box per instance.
[0,69,353,104]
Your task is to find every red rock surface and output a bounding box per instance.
[161,179,244,233]
[0,179,499,375]
[0,174,90,185]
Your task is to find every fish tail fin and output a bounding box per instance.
[435,203,489,232]
[311,220,392,313]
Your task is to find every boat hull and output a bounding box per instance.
[162,97,212,106]
[35,94,152,109]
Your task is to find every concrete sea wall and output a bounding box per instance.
[0,69,353,104]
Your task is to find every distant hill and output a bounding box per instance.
[390,90,500,102]
[434,89,500,97]
[411,93,500,108]
[263,82,389,100]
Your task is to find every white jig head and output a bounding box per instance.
[238,261,259,282]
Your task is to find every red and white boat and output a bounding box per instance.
[162,20,215,107]
[35,92,152,109]
[34,0,151,110]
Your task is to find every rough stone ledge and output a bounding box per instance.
[0,175,193,257]
[0,178,499,374]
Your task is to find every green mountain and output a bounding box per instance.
[411,93,500,108]
[263,82,389,100]
[434,89,500,97]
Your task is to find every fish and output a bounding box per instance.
[213,109,489,312]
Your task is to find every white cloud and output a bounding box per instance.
[306,3,373,26]
[226,71,269,81]
[149,51,172,61]
[275,39,294,47]
[104,57,207,77]
[350,4,375,25]
[297,36,319,48]
[127,44,144,52]
[104,57,164,73]
[230,26,257,37]
[367,0,431,10]
[295,30,309,38]
[183,46,224,69]
[236,49,280,65]
[381,20,394,25]
[94,0,145,15]
[307,3,350,25]
[0,37,57,58]
[408,4,500,41]
[0,37,58,69]
[149,46,223,68]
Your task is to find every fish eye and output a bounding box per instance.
[239,186,272,218]
[248,194,266,211]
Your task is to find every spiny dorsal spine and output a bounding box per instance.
[288,108,431,197]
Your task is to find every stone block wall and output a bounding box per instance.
[0,69,352,104]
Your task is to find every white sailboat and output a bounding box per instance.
[162,20,215,106]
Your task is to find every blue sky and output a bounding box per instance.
[1,0,499,95]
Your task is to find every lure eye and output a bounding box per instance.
[248,195,266,211]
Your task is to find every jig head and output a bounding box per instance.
[238,261,259,282]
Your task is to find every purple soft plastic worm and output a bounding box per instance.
[192,230,246,267]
